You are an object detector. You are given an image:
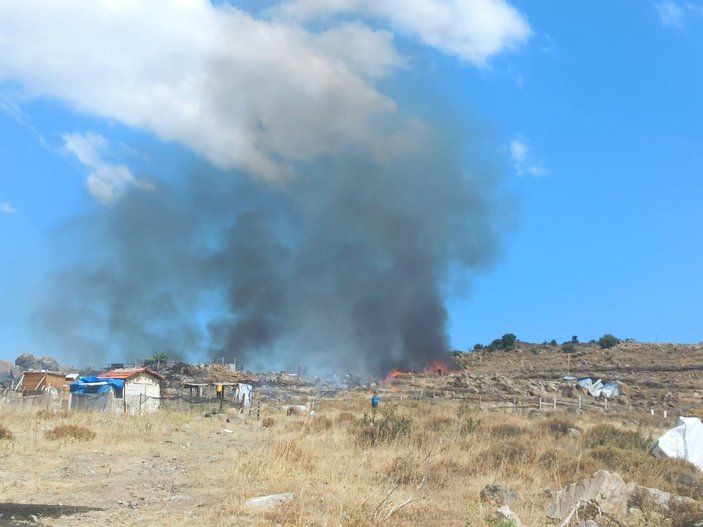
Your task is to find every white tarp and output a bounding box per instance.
[653,416,703,471]
[577,378,620,398]
[233,383,252,406]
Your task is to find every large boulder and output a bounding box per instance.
[14,353,60,372]
[547,471,629,519]
[549,471,702,522]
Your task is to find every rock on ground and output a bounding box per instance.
[245,493,294,509]
[480,484,520,506]
[496,505,522,527]
[547,470,629,520]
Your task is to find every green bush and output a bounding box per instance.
[598,334,621,349]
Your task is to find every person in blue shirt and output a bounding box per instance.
[371,391,380,409]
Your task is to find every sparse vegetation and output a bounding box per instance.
[45,424,96,442]
[0,424,13,440]
[561,342,576,353]
[598,333,621,349]
[584,424,651,451]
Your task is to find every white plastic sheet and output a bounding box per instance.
[653,416,703,471]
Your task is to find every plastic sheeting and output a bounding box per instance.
[653,416,703,471]
[69,376,124,394]
[234,383,252,406]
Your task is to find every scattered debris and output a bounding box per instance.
[577,378,620,398]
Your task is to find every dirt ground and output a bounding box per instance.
[0,408,267,526]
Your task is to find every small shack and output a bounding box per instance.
[69,376,125,413]
[101,367,165,414]
[16,371,70,396]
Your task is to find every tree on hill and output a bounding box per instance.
[500,333,517,350]
[145,352,169,369]
[562,342,576,354]
[598,334,621,349]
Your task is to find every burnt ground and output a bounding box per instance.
[0,503,102,526]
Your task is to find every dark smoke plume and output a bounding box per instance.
[34,130,504,374]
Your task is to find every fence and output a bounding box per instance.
[385,388,673,417]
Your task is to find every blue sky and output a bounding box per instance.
[0,1,702,366]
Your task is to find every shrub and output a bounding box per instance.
[262,417,275,428]
[500,333,517,350]
[584,424,650,450]
[336,411,356,423]
[458,416,482,437]
[424,415,454,432]
[668,499,703,527]
[356,406,413,447]
[598,334,621,349]
[35,410,69,420]
[542,417,577,437]
[489,424,525,438]
[485,439,535,465]
[561,343,576,354]
[45,425,96,442]
[660,458,703,500]
[310,415,333,432]
[385,456,424,485]
[0,424,13,440]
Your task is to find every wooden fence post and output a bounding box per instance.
[553,395,557,411]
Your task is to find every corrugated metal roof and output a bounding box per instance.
[101,367,165,382]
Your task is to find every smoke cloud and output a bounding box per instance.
[5,1,526,374]
[34,128,504,374]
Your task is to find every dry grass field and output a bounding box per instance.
[1,391,702,526]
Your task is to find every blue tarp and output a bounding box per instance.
[70,376,124,395]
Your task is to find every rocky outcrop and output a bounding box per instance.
[548,471,630,520]
[14,353,60,372]
[548,470,702,523]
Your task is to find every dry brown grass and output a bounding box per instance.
[0,396,695,526]
[45,424,96,441]
[0,423,13,440]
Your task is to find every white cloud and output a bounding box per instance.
[509,138,546,177]
[0,1,530,185]
[654,1,703,27]
[655,1,685,27]
[272,0,531,64]
[0,201,16,214]
[63,132,153,205]
[0,1,405,182]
